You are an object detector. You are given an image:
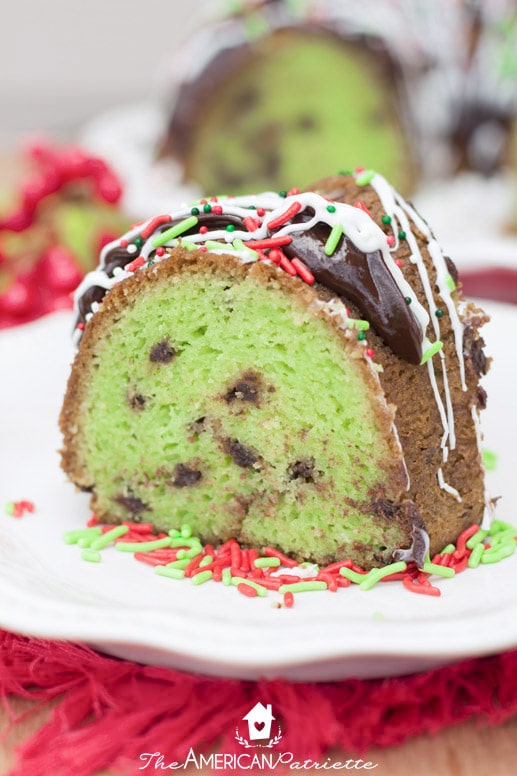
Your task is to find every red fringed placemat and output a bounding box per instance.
[1,631,517,776]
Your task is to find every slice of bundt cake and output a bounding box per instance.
[60,175,489,568]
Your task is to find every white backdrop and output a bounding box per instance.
[0,0,213,142]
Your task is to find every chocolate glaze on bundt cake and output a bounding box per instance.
[60,172,490,569]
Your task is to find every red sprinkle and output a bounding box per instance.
[291,257,315,285]
[267,201,302,230]
[403,575,441,596]
[365,348,375,359]
[211,205,223,215]
[237,582,258,598]
[455,524,480,559]
[353,201,373,219]
[140,215,172,239]
[125,256,145,272]
[245,236,292,250]
[244,216,261,232]
[199,225,208,234]
[283,591,295,608]
[386,235,396,247]
[279,255,297,277]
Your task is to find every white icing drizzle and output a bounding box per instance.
[470,404,494,529]
[437,468,462,502]
[367,172,470,501]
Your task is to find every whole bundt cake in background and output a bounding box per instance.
[158,0,447,196]
[60,170,490,569]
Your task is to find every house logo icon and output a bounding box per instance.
[235,702,283,748]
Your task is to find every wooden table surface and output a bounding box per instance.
[1,692,517,775]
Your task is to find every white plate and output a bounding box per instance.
[0,303,516,681]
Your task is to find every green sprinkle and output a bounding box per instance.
[171,536,201,549]
[4,501,14,516]
[356,169,376,186]
[324,223,343,256]
[81,549,102,563]
[381,215,392,225]
[445,273,456,292]
[151,216,199,248]
[359,561,407,591]
[278,190,287,198]
[372,611,385,621]
[63,527,102,545]
[203,204,212,213]
[347,318,370,331]
[232,238,255,255]
[420,340,443,365]
[191,570,213,585]
[155,566,185,580]
[435,308,445,318]
[254,557,281,569]
[134,237,144,248]
[181,240,198,252]
[181,523,192,538]
[468,543,485,568]
[404,296,412,305]
[116,537,172,553]
[279,581,328,594]
[226,224,236,232]
[166,558,190,569]
[168,528,182,538]
[441,543,456,554]
[222,567,232,586]
[204,240,229,251]
[421,561,455,578]
[231,577,268,596]
[90,525,130,551]
[200,555,213,567]
[482,449,498,471]
[339,567,368,584]
[466,529,489,549]
[398,230,406,240]
[490,528,517,545]
[481,543,516,563]
[488,519,514,535]
[358,331,366,341]
[326,204,336,213]
[190,207,200,215]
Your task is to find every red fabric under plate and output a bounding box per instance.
[1,631,517,776]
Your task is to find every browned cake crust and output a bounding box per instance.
[308,174,489,555]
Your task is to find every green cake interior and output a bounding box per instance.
[78,264,408,564]
[185,30,412,195]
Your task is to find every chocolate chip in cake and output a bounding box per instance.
[444,256,459,287]
[464,330,488,377]
[222,438,260,468]
[149,339,177,364]
[288,458,316,483]
[296,114,317,131]
[476,385,488,410]
[127,390,147,411]
[115,494,149,515]
[224,370,265,406]
[172,463,202,487]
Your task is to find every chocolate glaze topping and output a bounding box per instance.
[283,222,422,363]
